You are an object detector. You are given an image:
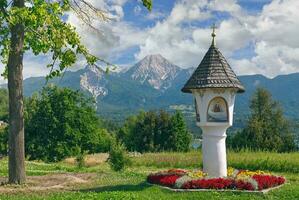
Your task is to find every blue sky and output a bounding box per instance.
[1,0,298,82]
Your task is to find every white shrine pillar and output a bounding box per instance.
[201,126,228,177]
[181,25,245,177]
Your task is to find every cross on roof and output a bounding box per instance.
[211,23,217,46]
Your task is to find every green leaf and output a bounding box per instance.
[142,0,152,11]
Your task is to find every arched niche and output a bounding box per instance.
[207,97,228,122]
[194,98,200,122]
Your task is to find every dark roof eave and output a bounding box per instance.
[181,86,245,94]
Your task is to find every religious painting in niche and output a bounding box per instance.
[207,97,228,122]
[194,98,200,122]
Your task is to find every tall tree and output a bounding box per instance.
[0,0,152,184]
[169,111,192,152]
[154,110,172,151]
[25,86,109,162]
[7,0,26,184]
[229,88,296,152]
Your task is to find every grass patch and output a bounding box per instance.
[0,158,103,176]
[0,151,298,199]
[131,150,299,173]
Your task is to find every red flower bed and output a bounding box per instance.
[182,178,234,190]
[235,180,254,191]
[147,168,286,191]
[159,175,181,187]
[252,175,285,190]
[147,175,180,187]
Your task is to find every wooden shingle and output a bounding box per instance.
[182,44,245,93]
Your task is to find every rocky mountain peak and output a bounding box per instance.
[80,65,108,104]
[124,54,181,90]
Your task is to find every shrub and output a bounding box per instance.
[118,110,191,153]
[108,141,130,171]
[0,126,8,156]
[75,148,87,169]
[24,86,112,162]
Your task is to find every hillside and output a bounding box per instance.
[17,55,299,124]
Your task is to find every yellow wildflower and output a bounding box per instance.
[237,169,271,178]
[227,167,235,177]
[187,170,207,178]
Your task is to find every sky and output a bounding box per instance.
[1,0,299,83]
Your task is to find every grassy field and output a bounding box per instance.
[132,151,299,173]
[0,151,298,199]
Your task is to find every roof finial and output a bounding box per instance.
[211,23,217,46]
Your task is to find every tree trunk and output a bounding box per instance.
[7,0,26,184]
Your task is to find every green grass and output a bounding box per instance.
[0,151,299,199]
[132,150,299,173]
[0,158,102,176]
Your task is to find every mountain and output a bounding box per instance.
[11,54,299,127]
[122,54,181,90]
[80,65,108,101]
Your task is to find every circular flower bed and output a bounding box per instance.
[147,168,285,191]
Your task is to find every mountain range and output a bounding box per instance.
[20,54,299,126]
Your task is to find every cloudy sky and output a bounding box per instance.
[1,0,299,83]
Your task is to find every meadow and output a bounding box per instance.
[0,151,298,200]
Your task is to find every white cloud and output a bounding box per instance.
[67,0,149,63]
[145,10,166,20]
[167,0,211,25]
[236,0,299,77]
[235,41,299,77]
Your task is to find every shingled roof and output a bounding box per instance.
[181,31,245,93]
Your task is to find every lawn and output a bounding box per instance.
[0,151,298,200]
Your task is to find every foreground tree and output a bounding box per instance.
[228,88,296,152]
[0,0,152,184]
[25,86,111,162]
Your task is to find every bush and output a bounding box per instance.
[108,141,130,171]
[0,126,8,156]
[0,89,8,121]
[118,110,192,152]
[24,86,112,162]
[75,147,87,169]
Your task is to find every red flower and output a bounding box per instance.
[182,178,234,190]
[235,180,254,190]
[159,175,180,187]
[147,174,180,187]
[252,175,285,190]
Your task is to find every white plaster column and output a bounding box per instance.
[201,126,228,177]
